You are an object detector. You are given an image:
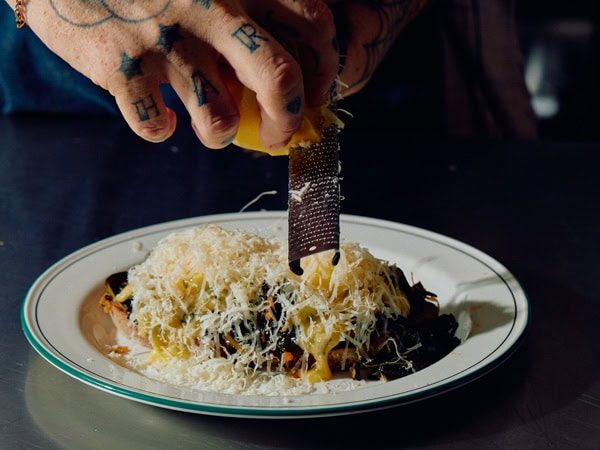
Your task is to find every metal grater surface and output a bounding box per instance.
[287,108,340,275]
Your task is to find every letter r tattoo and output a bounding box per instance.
[232,24,268,53]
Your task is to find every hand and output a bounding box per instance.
[18,0,339,149]
[326,0,427,97]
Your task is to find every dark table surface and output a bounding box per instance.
[1,114,599,449]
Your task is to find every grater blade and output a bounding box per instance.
[287,104,341,275]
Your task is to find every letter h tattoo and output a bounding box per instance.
[132,95,160,121]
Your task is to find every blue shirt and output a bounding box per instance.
[0,6,120,115]
[1,6,184,117]
[5,3,187,120]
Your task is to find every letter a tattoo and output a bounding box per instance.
[192,71,219,107]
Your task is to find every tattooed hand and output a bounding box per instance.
[19,0,339,148]
[326,0,427,97]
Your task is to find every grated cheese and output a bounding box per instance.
[289,182,311,203]
[124,224,410,394]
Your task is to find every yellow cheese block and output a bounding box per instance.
[228,79,326,156]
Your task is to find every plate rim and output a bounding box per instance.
[21,211,530,418]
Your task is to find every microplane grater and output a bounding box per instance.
[287,103,340,275]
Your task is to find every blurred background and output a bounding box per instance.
[518,0,598,140]
[343,0,599,142]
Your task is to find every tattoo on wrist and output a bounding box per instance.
[349,0,426,89]
[133,95,160,121]
[118,52,143,80]
[157,24,184,53]
[49,0,172,28]
[232,24,268,54]
[192,71,219,107]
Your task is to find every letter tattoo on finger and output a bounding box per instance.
[232,24,268,53]
[132,95,160,121]
[192,71,220,107]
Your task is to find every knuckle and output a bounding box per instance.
[304,1,335,30]
[261,56,302,98]
[200,112,239,144]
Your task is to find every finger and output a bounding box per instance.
[155,23,240,149]
[184,70,241,150]
[247,0,340,107]
[107,54,177,143]
[205,8,306,151]
[165,52,241,149]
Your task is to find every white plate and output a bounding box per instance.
[22,212,529,418]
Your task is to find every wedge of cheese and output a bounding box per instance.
[227,78,337,156]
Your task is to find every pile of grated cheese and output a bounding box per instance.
[122,224,411,395]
